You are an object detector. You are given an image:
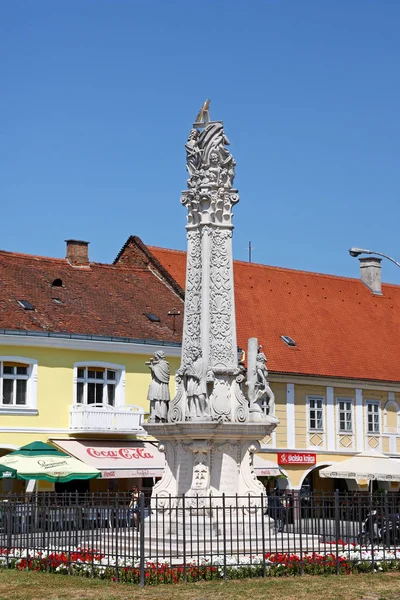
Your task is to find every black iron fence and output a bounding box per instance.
[1,490,400,585]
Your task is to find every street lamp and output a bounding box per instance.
[348,247,400,269]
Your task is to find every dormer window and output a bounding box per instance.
[144,313,160,323]
[52,278,63,287]
[281,335,296,347]
[17,300,35,311]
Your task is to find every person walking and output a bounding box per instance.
[128,486,140,529]
[268,489,287,533]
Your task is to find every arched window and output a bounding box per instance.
[384,400,400,434]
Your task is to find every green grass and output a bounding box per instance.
[1,570,400,600]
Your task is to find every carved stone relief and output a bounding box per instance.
[182,230,202,367]
[151,441,177,510]
[209,229,236,369]
[239,442,266,505]
[180,104,239,228]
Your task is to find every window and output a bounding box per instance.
[76,367,116,406]
[17,300,35,310]
[0,357,38,414]
[1,362,28,405]
[338,399,353,432]
[74,362,125,408]
[260,394,270,415]
[281,335,296,347]
[144,313,160,323]
[367,402,380,434]
[308,397,324,431]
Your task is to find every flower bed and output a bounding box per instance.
[1,546,400,584]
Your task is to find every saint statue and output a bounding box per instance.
[146,351,171,422]
[254,351,275,415]
[183,348,208,420]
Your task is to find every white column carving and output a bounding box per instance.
[326,386,335,451]
[286,383,295,448]
[355,388,364,452]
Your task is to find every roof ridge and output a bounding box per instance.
[0,250,68,263]
[148,245,186,256]
[232,259,364,283]
[148,245,384,286]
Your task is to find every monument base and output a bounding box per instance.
[145,421,277,510]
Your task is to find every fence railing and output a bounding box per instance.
[69,403,145,432]
[1,490,400,585]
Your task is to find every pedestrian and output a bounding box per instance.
[268,489,287,533]
[128,486,140,528]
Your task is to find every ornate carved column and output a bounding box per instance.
[145,102,279,509]
[176,101,243,422]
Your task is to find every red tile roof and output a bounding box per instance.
[147,245,400,383]
[5,236,400,384]
[0,248,183,343]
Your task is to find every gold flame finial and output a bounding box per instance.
[195,99,210,124]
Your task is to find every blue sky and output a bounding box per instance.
[1,1,400,282]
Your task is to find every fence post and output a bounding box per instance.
[222,493,227,581]
[139,491,145,587]
[6,502,12,551]
[115,494,119,583]
[334,489,340,575]
[74,492,80,548]
[182,494,187,583]
[261,493,266,578]
[298,492,304,576]
[369,490,375,574]
[384,490,390,549]
[25,498,29,568]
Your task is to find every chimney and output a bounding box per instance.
[359,256,382,295]
[65,239,89,266]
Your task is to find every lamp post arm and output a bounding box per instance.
[366,250,400,269]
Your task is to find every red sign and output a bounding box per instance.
[278,452,316,466]
[87,447,154,460]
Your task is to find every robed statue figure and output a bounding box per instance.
[146,351,171,422]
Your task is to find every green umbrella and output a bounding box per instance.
[0,441,101,483]
[0,464,16,479]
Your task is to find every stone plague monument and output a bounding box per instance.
[145,101,279,510]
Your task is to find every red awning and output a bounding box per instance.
[52,439,165,479]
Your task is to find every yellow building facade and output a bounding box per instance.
[3,336,400,495]
[0,332,180,493]
[258,374,400,493]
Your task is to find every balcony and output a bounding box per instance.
[70,404,146,434]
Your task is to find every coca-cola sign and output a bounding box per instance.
[87,447,154,460]
[100,468,160,479]
[278,452,316,466]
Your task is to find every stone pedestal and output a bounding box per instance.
[145,421,277,510]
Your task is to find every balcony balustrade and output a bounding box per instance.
[70,404,145,434]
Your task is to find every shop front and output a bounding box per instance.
[255,451,335,493]
[52,439,165,493]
